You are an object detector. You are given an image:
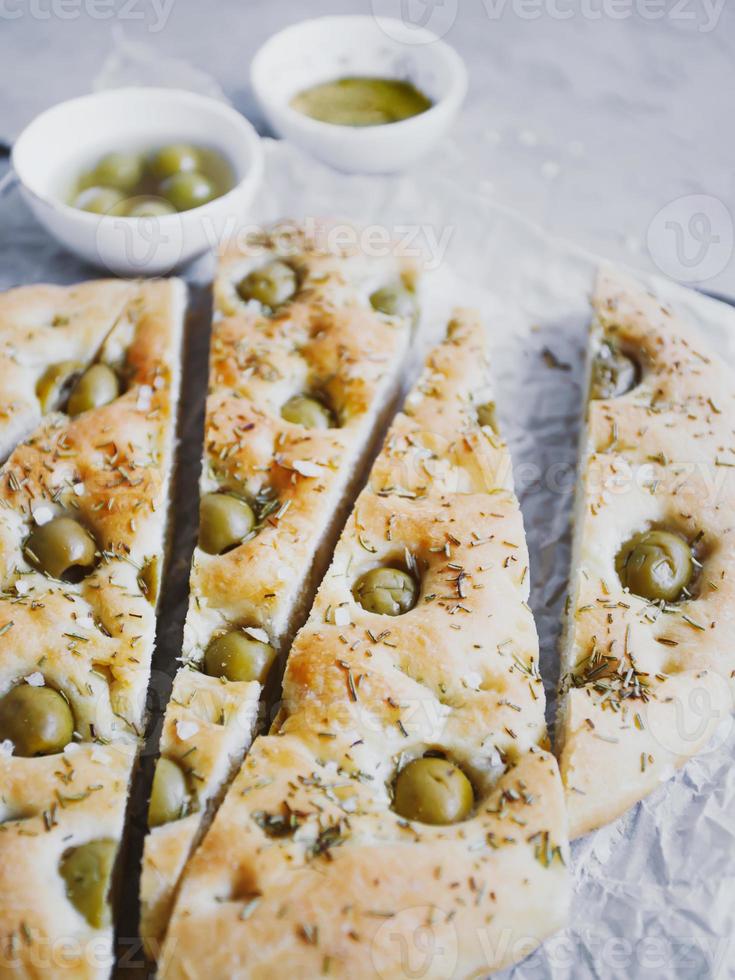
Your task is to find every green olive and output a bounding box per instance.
[149,143,200,181]
[236,260,298,309]
[25,516,98,581]
[0,684,74,756]
[67,364,120,417]
[393,757,474,825]
[369,283,418,323]
[616,529,694,602]
[137,556,159,604]
[148,757,189,828]
[203,630,276,684]
[198,492,255,555]
[90,152,143,193]
[476,401,497,430]
[123,197,177,218]
[160,171,217,212]
[36,361,83,413]
[353,567,418,616]
[59,840,116,928]
[590,343,638,400]
[73,186,125,215]
[281,394,335,429]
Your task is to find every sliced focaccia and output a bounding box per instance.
[0,280,138,460]
[139,227,419,956]
[159,311,570,979]
[557,267,735,838]
[0,278,185,977]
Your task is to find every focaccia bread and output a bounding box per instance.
[159,312,570,979]
[0,278,185,978]
[557,267,735,838]
[140,226,420,956]
[0,281,136,460]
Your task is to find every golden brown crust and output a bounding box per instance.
[558,267,735,838]
[160,311,570,979]
[140,226,418,954]
[0,278,185,977]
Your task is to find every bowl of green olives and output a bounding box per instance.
[11,87,263,275]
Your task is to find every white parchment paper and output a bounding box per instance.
[1,42,733,976]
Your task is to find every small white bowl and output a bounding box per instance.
[11,87,264,276]
[251,15,467,174]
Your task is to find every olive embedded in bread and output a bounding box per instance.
[148,757,189,828]
[203,630,275,684]
[369,282,418,322]
[353,567,418,616]
[393,757,474,825]
[281,394,335,429]
[616,529,694,602]
[198,493,255,556]
[36,361,83,413]
[236,260,298,309]
[59,840,116,928]
[25,516,98,581]
[89,152,143,193]
[590,343,638,399]
[149,143,200,181]
[476,401,498,430]
[67,363,120,416]
[160,172,217,212]
[0,684,74,756]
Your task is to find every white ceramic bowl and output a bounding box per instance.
[11,87,263,276]
[251,15,467,174]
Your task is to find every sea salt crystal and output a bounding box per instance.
[137,385,153,411]
[32,504,55,526]
[63,742,81,756]
[73,482,86,496]
[0,739,14,757]
[176,719,199,741]
[244,626,270,644]
[24,672,45,687]
[14,579,30,596]
[292,460,322,478]
[333,606,351,628]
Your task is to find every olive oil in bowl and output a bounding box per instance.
[290,77,432,127]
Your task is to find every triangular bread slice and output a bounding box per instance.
[139,227,419,956]
[557,267,735,838]
[0,280,139,460]
[0,278,185,977]
[159,311,570,979]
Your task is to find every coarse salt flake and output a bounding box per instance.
[0,739,14,757]
[292,460,323,478]
[333,606,351,628]
[73,482,86,496]
[32,504,55,526]
[244,626,270,644]
[176,720,199,741]
[137,385,153,410]
[24,672,45,687]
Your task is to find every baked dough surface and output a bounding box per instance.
[558,268,735,838]
[0,278,184,978]
[159,312,570,979]
[140,226,419,954]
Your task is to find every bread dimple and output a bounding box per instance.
[0,278,184,977]
[140,225,419,956]
[558,267,735,839]
[159,310,570,980]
